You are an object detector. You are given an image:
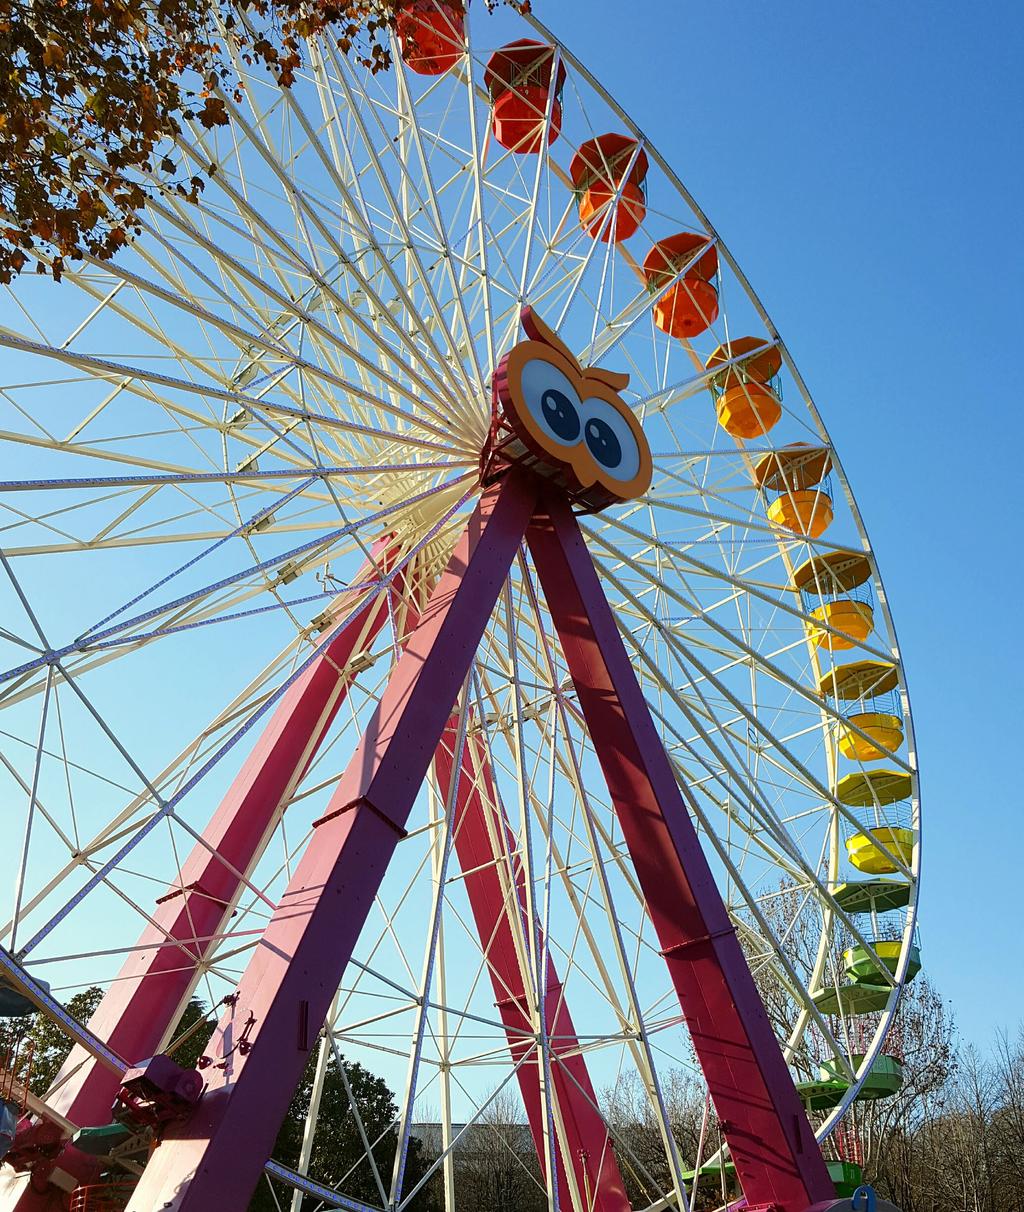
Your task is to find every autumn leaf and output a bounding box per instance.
[42,42,66,68]
[0,0,528,283]
[197,95,228,127]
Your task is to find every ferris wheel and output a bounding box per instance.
[0,3,920,1210]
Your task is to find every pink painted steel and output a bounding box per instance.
[435,720,630,1211]
[525,493,835,1212]
[0,551,398,1212]
[126,472,538,1211]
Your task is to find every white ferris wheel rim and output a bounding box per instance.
[0,2,920,1203]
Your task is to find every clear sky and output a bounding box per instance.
[548,0,1023,1046]
[2,0,1019,1072]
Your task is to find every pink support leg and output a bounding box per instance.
[126,472,538,1211]
[435,722,630,1211]
[0,550,397,1212]
[526,494,835,1212]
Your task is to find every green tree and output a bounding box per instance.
[0,985,103,1095]
[0,986,218,1097]
[1,988,434,1209]
[255,1051,435,1211]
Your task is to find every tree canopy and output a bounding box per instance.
[0,0,526,283]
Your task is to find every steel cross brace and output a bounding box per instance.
[122,469,834,1211]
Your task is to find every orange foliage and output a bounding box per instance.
[0,0,530,283]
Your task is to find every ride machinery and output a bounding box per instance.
[0,3,920,1210]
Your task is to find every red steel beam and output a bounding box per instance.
[0,549,397,1212]
[126,472,538,1211]
[435,720,630,1211]
[525,493,835,1212]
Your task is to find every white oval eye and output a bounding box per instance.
[518,358,583,447]
[579,396,641,482]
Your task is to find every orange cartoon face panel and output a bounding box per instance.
[488,309,652,507]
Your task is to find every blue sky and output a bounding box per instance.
[548,0,1023,1046]
[1,0,1019,1076]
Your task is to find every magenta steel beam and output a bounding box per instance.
[435,721,630,1211]
[0,548,399,1212]
[526,493,835,1212]
[126,471,538,1212]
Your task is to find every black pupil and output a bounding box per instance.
[585,417,622,468]
[541,388,580,442]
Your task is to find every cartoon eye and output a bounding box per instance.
[519,358,582,446]
[583,416,622,469]
[580,397,641,482]
[541,388,581,442]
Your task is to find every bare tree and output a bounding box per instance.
[843,975,956,1209]
[451,1086,545,1212]
[604,1065,712,1208]
[991,1026,1024,1204]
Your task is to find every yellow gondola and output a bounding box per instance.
[835,767,914,874]
[754,444,833,537]
[793,551,875,649]
[845,825,914,873]
[819,660,904,760]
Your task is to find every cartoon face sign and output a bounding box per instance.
[492,309,652,505]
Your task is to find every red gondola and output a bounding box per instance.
[395,0,466,76]
[485,39,567,154]
[642,231,719,339]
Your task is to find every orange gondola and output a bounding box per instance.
[715,381,782,439]
[705,338,784,438]
[569,133,649,243]
[705,337,783,389]
[395,1,466,76]
[485,40,567,154]
[642,232,719,339]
